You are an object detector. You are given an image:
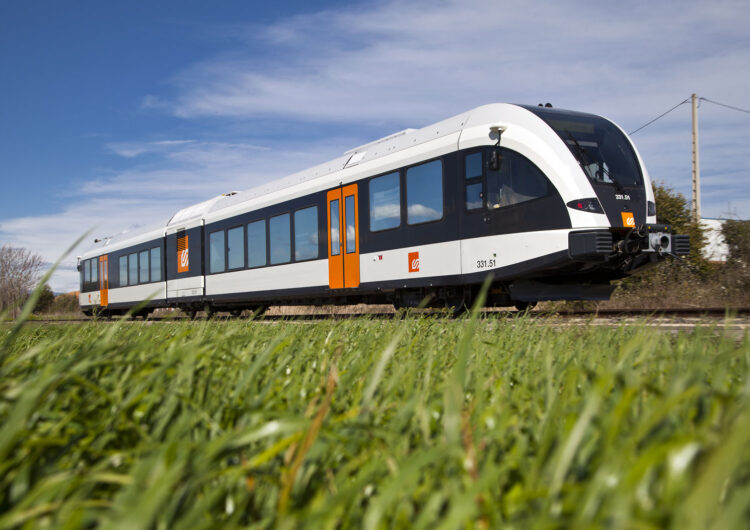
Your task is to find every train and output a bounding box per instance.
[78,103,689,316]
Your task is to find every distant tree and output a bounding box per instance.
[721,219,750,265]
[33,284,55,314]
[720,219,750,292]
[0,244,45,318]
[51,293,82,315]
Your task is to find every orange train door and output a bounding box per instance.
[99,255,109,307]
[326,184,360,289]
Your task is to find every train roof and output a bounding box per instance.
[81,102,598,257]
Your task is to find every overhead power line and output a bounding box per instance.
[629,95,750,136]
[628,98,690,135]
[699,97,750,114]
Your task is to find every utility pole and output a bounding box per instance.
[691,93,701,222]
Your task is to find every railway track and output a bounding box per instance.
[8,307,750,324]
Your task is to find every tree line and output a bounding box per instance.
[0,245,79,318]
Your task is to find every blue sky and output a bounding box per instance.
[1,0,749,292]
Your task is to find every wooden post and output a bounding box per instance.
[691,93,701,222]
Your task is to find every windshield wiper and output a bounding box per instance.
[564,130,593,178]
[564,130,625,192]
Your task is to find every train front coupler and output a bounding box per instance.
[614,224,690,258]
[612,224,690,274]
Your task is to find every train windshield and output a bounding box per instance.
[522,106,644,189]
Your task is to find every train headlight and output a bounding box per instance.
[566,198,604,214]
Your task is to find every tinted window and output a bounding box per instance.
[407,160,443,224]
[119,256,128,287]
[486,150,549,209]
[466,182,483,210]
[84,259,91,282]
[209,231,225,273]
[227,226,244,270]
[150,247,161,282]
[369,172,400,231]
[128,253,138,286]
[270,214,291,265]
[330,199,340,256]
[295,207,318,261]
[91,259,98,283]
[465,152,482,179]
[139,250,149,283]
[345,196,356,253]
[247,220,266,268]
[521,105,643,188]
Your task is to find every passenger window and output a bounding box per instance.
[345,196,356,253]
[150,247,161,282]
[369,172,400,231]
[139,250,149,283]
[466,182,483,210]
[295,206,318,261]
[407,160,443,224]
[84,260,91,283]
[128,253,138,285]
[119,256,128,287]
[486,150,549,209]
[247,220,267,268]
[90,258,98,284]
[270,214,291,265]
[209,231,225,273]
[465,152,482,179]
[330,200,340,256]
[465,152,484,211]
[227,226,244,270]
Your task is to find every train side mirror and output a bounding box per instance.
[488,149,502,171]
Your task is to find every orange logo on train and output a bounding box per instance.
[621,212,635,228]
[177,235,189,273]
[408,251,420,273]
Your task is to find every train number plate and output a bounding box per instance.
[476,258,496,269]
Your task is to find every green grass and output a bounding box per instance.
[1,313,749,528]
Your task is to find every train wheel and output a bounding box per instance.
[443,291,469,317]
[183,309,197,320]
[229,309,242,318]
[514,301,537,312]
[203,304,215,319]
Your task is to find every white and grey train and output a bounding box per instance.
[78,103,689,316]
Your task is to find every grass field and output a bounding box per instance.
[1,310,750,528]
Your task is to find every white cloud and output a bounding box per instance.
[162,0,750,126]
[106,139,197,158]
[153,0,750,217]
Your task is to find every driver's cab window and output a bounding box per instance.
[485,150,549,209]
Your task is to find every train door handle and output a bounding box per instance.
[483,214,491,223]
